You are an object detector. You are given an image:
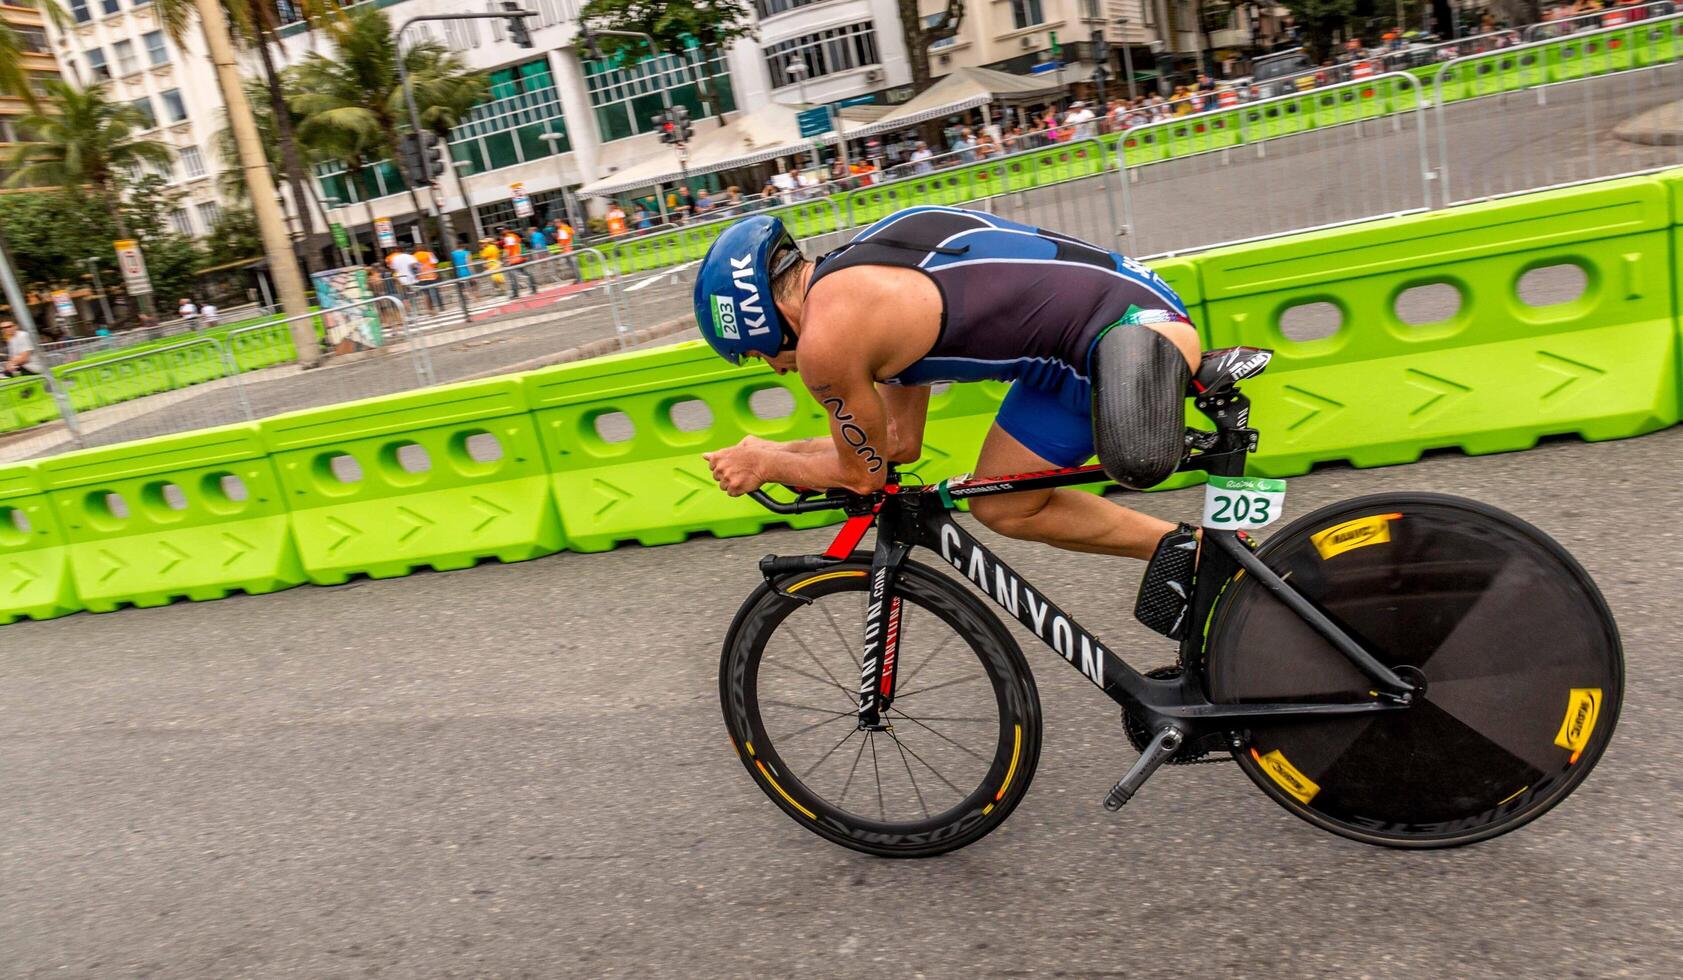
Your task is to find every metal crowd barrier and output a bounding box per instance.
[1526,1,1677,40]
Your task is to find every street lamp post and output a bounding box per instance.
[1118,15,1138,102]
[80,257,115,328]
[538,130,569,224]
[395,10,538,254]
[451,161,484,242]
[785,57,824,179]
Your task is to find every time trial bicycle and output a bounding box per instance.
[718,347,1622,856]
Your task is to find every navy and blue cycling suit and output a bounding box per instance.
[805,205,1192,468]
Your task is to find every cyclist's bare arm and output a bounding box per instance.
[745,384,929,462]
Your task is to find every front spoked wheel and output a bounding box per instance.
[720,558,1042,858]
[1206,492,1623,848]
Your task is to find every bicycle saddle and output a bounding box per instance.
[1189,347,1273,397]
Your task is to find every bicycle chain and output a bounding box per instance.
[1121,666,1232,765]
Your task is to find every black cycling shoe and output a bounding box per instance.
[1135,522,1199,639]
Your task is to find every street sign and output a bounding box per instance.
[1029,61,1063,75]
[330,222,350,250]
[50,289,75,320]
[112,239,152,297]
[796,106,833,140]
[374,217,396,249]
[835,94,877,108]
[511,181,533,219]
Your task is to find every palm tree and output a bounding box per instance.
[223,0,344,273]
[0,1,72,108]
[410,46,490,146]
[290,8,483,237]
[292,100,380,266]
[6,81,173,241]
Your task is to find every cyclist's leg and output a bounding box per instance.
[968,384,1174,560]
[1090,318,1200,490]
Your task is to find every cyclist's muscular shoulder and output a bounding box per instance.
[802,264,940,380]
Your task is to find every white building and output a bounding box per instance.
[260,0,924,255]
[41,0,233,238]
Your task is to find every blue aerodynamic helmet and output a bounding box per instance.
[693,215,804,364]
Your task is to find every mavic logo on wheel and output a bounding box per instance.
[1554,688,1601,755]
[710,294,739,340]
[729,254,772,336]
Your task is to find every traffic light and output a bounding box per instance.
[423,132,447,178]
[652,109,677,144]
[397,132,426,183]
[671,104,693,143]
[503,2,532,49]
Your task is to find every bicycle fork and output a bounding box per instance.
[857,539,911,730]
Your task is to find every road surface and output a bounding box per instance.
[4,428,1682,978]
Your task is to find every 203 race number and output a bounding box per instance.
[1202,475,1287,530]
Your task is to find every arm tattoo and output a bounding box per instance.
[821,396,885,474]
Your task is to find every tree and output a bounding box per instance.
[576,0,754,124]
[6,81,174,242]
[1281,0,1358,62]
[222,0,344,274]
[0,189,120,290]
[288,7,482,238]
[408,45,491,143]
[210,205,264,260]
[896,0,964,92]
[0,1,71,108]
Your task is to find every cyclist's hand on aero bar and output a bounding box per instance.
[702,443,767,497]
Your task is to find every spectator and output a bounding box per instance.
[199,302,219,329]
[1197,72,1216,93]
[910,141,934,174]
[1064,101,1097,139]
[1,320,41,377]
[694,188,715,216]
[952,127,978,163]
[498,227,538,298]
[477,237,505,291]
[605,203,628,236]
[975,130,1000,160]
[177,297,198,328]
[385,246,420,304]
[411,243,442,312]
[548,218,577,282]
[450,235,476,297]
[633,205,653,229]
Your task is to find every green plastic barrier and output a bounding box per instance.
[1635,19,1683,65]
[36,424,303,611]
[0,461,80,623]
[262,377,562,583]
[522,342,843,552]
[0,377,59,433]
[1201,176,1680,475]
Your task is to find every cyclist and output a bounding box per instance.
[694,206,1203,578]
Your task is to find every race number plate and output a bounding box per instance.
[1201,475,1286,530]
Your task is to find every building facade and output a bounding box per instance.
[267,0,925,254]
[1,0,67,190]
[39,0,234,236]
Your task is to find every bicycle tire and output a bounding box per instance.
[720,557,1042,858]
[1205,492,1622,848]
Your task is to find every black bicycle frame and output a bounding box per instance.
[750,387,1418,741]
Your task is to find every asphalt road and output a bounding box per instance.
[4,427,1683,978]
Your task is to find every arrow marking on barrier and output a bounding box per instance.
[96,549,127,583]
[222,532,253,567]
[9,562,34,595]
[1538,352,1606,403]
[1404,369,1471,425]
[672,468,712,511]
[325,517,359,553]
[591,480,632,518]
[158,541,189,576]
[1281,386,1344,437]
[395,506,434,544]
[469,495,511,533]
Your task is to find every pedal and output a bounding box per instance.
[1104,726,1184,811]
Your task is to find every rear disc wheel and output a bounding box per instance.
[1206,492,1622,848]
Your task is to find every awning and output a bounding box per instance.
[849,67,1067,138]
[577,102,886,199]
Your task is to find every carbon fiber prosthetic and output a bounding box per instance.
[1090,326,1193,490]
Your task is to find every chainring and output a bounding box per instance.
[1122,666,1228,765]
